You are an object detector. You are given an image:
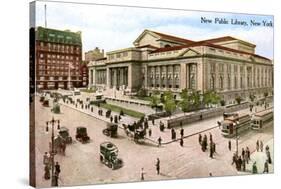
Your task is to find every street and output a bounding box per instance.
[34,95,274,187]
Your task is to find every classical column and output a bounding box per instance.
[120,68,124,87]
[180,63,187,90]
[106,68,111,88]
[144,65,148,88]
[128,65,132,90]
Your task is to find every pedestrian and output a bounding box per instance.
[209,133,213,143]
[242,157,246,172]
[212,142,216,154]
[232,153,237,165]
[141,168,145,180]
[246,147,251,160]
[180,127,184,138]
[245,150,249,164]
[209,144,214,158]
[241,148,245,159]
[171,128,175,140]
[228,140,232,151]
[152,118,155,125]
[158,137,162,147]
[263,160,269,173]
[237,156,242,171]
[267,151,272,164]
[61,142,66,156]
[265,145,270,152]
[110,116,113,122]
[180,137,184,147]
[148,128,152,137]
[43,152,49,166]
[44,164,50,180]
[156,158,160,175]
[217,121,221,129]
[260,141,264,152]
[53,172,59,186]
[256,140,260,152]
[198,133,202,145]
[55,162,61,177]
[252,162,258,174]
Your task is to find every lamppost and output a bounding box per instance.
[46,117,60,186]
[234,121,240,154]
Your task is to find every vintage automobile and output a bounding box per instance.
[75,127,90,143]
[100,142,123,170]
[58,127,72,144]
[103,123,118,138]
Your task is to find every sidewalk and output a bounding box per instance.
[239,138,274,174]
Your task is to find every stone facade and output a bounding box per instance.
[35,27,83,90]
[88,29,273,104]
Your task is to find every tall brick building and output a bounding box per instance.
[35,27,82,90]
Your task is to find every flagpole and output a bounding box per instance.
[68,62,71,90]
[44,4,47,28]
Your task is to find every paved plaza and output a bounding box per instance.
[34,93,274,188]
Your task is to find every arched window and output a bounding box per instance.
[190,75,195,89]
[219,76,224,90]
[234,76,237,89]
[210,75,215,90]
[228,75,231,89]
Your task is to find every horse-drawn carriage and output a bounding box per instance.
[103,123,118,138]
[123,117,146,143]
[52,127,72,155]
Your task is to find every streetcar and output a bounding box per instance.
[221,113,251,137]
[251,109,273,130]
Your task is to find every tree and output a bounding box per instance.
[189,90,201,109]
[164,98,176,116]
[180,88,188,100]
[235,96,242,104]
[150,95,160,108]
[137,88,147,97]
[203,90,221,107]
[179,98,190,113]
[249,94,256,102]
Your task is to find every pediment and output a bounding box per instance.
[133,30,161,47]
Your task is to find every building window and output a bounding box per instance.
[234,76,238,89]
[190,75,196,89]
[228,75,231,89]
[210,75,215,90]
[240,77,243,88]
[219,76,224,89]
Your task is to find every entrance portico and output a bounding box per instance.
[107,67,129,90]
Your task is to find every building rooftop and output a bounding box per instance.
[36,26,82,45]
[149,30,194,45]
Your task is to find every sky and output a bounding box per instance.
[35,1,274,59]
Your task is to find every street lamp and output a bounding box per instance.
[46,117,60,186]
[234,121,240,155]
